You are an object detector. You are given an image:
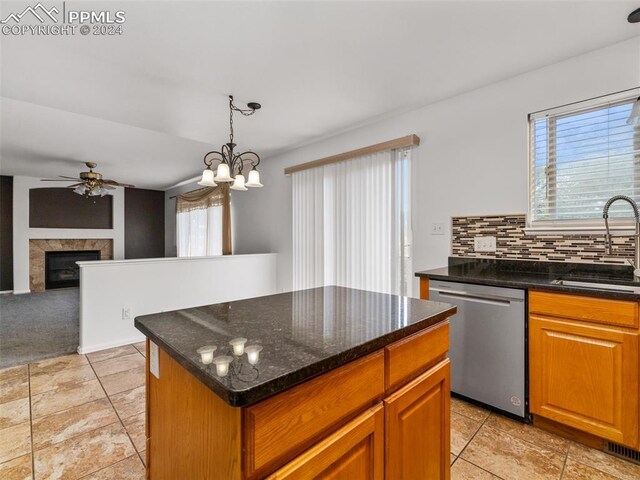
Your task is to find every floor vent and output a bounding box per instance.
[606,442,640,465]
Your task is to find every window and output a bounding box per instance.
[292,148,412,296]
[175,186,230,257]
[529,92,640,229]
[177,205,223,257]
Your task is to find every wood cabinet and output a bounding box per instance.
[529,290,640,449]
[266,404,384,480]
[146,319,452,479]
[385,359,451,480]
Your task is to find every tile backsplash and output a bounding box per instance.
[451,214,635,265]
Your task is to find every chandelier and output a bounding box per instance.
[198,95,263,190]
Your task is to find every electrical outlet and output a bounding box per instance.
[474,236,497,252]
[431,222,445,235]
[122,308,131,320]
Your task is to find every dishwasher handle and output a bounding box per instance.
[430,288,521,307]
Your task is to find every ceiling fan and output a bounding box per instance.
[41,162,135,197]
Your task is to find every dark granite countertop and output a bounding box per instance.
[134,286,456,407]
[415,257,640,300]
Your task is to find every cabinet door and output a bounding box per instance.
[530,315,639,447]
[385,359,450,480]
[266,404,384,480]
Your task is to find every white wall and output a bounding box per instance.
[78,253,277,353]
[232,37,640,295]
[12,175,125,293]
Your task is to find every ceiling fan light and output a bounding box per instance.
[198,168,217,187]
[245,169,263,188]
[230,174,248,191]
[214,163,233,182]
[73,185,86,195]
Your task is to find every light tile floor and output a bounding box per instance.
[0,342,146,479]
[2,344,640,479]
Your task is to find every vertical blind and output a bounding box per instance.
[292,148,411,295]
[529,93,640,226]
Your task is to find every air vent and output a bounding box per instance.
[606,442,640,465]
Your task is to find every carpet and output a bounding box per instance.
[0,287,79,369]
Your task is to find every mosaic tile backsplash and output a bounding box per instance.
[451,214,635,265]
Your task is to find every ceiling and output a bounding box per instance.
[1,0,639,189]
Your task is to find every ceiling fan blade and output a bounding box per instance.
[103,179,135,188]
[41,179,82,182]
[103,185,116,190]
[58,176,83,180]
[65,183,83,188]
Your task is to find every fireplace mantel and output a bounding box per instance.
[29,239,113,292]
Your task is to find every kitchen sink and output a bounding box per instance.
[551,279,640,294]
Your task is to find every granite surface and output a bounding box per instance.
[415,257,640,300]
[134,286,456,407]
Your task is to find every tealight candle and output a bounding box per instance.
[196,345,217,365]
[229,337,247,356]
[244,345,263,365]
[212,356,233,377]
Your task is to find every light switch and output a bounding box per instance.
[431,223,445,235]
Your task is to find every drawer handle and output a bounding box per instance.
[431,289,516,307]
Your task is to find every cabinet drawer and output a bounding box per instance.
[529,290,638,329]
[385,321,449,392]
[266,404,384,480]
[244,351,385,479]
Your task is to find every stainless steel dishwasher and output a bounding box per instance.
[429,279,527,419]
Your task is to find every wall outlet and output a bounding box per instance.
[431,222,445,235]
[474,236,497,252]
[122,308,131,320]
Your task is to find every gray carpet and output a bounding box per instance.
[0,288,79,369]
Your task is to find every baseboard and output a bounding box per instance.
[78,335,146,354]
[0,290,14,294]
[12,289,31,295]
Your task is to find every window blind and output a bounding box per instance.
[529,93,640,226]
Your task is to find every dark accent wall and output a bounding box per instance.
[125,188,165,259]
[0,176,13,291]
[29,188,113,229]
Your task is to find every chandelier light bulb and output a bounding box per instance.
[244,345,263,365]
[229,337,247,356]
[196,345,217,365]
[212,356,233,377]
[230,174,248,191]
[246,169,263,188]
[214,163,233,182]
[198,168,217,187]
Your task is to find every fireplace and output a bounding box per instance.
[45,250,100,289]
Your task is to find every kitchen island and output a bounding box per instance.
[135,286,456,479]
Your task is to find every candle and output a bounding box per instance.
[196,345,217,365]
[229,337,247,356]
[244,345,263,365]
[213,356,233,377]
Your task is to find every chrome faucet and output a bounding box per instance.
[602,195,640,277]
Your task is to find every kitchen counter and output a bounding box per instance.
[416,257,640,300]
[135,285,455,406]
[136,286,457,478]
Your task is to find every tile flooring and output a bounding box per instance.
[0,343,146,479]
[2,343,640,479]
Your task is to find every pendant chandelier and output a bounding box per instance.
[198,95,263,190]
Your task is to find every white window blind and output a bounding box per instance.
[529,93,640,228]
[292,148,412,296]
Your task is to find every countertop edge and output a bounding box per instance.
[416,271,640,300]
[135,305,456,407]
